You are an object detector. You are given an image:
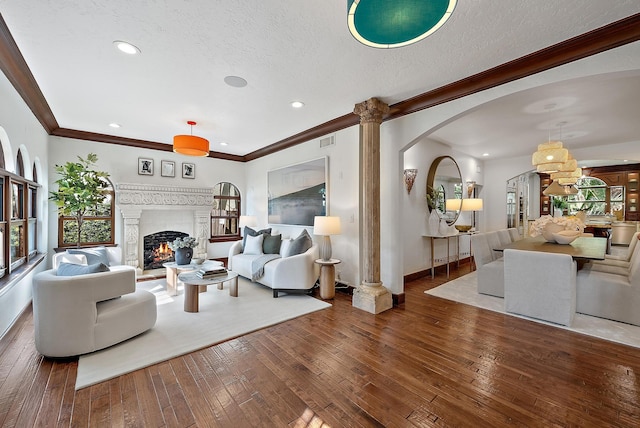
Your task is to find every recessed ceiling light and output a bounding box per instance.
[109,123,121,128]
[220,142,228,146]
[291,101,304,108]
[224,76,247,88]
[113,40,141,55]
[482,153,489,157]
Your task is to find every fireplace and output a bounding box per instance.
[116,183,214,273]
[143,231,188,270]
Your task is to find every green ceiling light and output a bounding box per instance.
[347,0,456,48]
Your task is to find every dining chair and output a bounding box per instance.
[507,227,520,242]
[484,231,503,260]
[497,229,512,246]
[504,249,577,326]
[471,233,505,298]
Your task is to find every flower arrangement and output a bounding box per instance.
[529,215,585,237]
[168,236,199,250]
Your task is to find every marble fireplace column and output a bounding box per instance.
[194,210,210,259]
[352,97,393,314]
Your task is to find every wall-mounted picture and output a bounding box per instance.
[138,158,153,175]
[182,162,195,179]
[161,160,175,177]
[268,157,327,226]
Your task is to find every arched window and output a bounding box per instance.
[16,149,24,177]
[210,182,240,242]
[57,177,115,248]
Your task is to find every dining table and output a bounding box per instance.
[494,235,607,268]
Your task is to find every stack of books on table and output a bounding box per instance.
[195,267,228,279]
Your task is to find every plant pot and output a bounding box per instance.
[174,247,193,265]
[541,223,565,242]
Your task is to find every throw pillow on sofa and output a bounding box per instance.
[57,262,110,276]
[242,227,272,251]
[287,229,313,257]
[263,234,282,254]
[68,246,110,266]
[244,234,265,255]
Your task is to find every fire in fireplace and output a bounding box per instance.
[143,231,188,270]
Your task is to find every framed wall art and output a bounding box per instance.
[161,160,175,177]
[267,157,327,226]
[138,158,154,175]
[182,162,195,179]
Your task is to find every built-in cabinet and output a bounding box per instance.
[627,171,639,220]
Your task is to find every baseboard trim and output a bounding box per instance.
[403,257,473,284]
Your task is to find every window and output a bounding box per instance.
[0,170,39,278]
[210,182,240,242]
[567,177,608,215]
[57,178,115,248]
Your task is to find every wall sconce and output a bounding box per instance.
[466,180,476,198]
[404,169,418,194]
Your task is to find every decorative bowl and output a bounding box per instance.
[552,230,580,245]
[193,258,206,265]
[454,225,472,232]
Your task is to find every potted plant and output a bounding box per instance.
[552,197,568,217]
[169,236,199,265]
[49,153,111,248]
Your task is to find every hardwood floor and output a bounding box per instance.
[1,263,639,427]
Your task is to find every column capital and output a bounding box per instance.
[353,98,389,124]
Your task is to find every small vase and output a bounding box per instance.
[174,247,193,265]
[541,223,565,242]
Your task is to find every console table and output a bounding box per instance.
[422,233,474,278]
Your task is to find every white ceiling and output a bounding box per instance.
[1,1,640,157]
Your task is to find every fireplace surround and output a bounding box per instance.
[116,183,213,273]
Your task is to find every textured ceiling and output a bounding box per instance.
[1,1,640,157]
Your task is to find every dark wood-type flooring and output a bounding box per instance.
[1,262,639,427]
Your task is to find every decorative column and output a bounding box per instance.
[194,210,211,259]
[120,208,142,275]
[352,97,393,314]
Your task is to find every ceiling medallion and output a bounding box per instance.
[347,0,456,49]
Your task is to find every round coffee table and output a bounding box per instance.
[164,260,223,296]
[178,270,239,313]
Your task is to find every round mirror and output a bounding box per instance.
[426,156,462,225]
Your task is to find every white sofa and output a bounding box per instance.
[32,267,157,357]
[228,240,319,297]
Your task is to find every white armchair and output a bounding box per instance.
[32,267,157,357]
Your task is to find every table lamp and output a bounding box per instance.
[239,215,257,236]
[313,216,341,261]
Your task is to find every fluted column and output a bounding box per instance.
[352,98,393,314]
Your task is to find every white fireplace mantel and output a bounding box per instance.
[115,183,214,272]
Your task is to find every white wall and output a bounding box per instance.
[47,137,246,261]
[0,70,49,337]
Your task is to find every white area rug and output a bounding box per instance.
[426,271,640,349]
[76,278,331,390]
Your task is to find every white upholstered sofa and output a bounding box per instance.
[228,230,320,297]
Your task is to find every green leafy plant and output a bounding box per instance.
[49,153,110,247]
[552,197,568,210]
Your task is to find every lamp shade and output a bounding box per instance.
[313,216,341,236]
[239,215,257,228]
[461,198,483,211]
[543,180,578,196]
[347,0,456,49]
[445,199,462,211]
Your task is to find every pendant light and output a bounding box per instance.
[173,121,209,157]
[532,140,569,173]
[347,0,457,49]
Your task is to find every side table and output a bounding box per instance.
[315,259,341,299]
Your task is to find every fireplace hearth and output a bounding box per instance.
[143,231,188,270]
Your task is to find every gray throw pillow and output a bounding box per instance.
[242,227,272,251]
[287,229,312,256]
[68,246,110,266]
[57,262,110,276]
[263,234,282,254]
